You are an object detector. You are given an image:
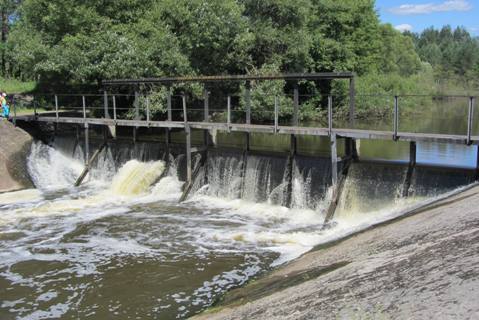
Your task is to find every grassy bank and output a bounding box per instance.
[0,77,37,94]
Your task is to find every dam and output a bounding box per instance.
[1,73,478,319]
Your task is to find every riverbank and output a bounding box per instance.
[193,185,479,319]
[0,120,33,192]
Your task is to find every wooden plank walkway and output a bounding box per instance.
[16,115,478,145]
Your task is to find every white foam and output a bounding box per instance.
[0,189,43,205]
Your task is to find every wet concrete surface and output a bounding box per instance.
[194,186,479,320]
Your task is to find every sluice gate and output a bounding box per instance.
[12,73,479,220]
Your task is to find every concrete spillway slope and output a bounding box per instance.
[0,120,33,192]
[194,186,479,320]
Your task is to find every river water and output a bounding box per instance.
[0,101,477,319]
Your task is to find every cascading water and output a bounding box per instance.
[0,138,474,319]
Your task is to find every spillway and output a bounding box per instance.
[0,138,474,319]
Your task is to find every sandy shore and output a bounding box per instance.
[193,186,479,319]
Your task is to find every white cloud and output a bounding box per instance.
[395,24,414,32]
[389,0,472,15]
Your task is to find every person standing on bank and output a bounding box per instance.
[1,93,9,118]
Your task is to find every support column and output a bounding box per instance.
[103,90,110,119]
[166,87,172,155]
[164,128,171,163]
[331,133,338,186]
[185,124,192,184]
[54,95,59,121]
[245,81,251,151]
[133,91,139,143]
[402,141,416,197]
[291,83,299,156]
[349,77,355,127]
[393,95,399,141]
[203,88,209,146]
[285,154,294,208]
[84,123,90,164]
[467,96,474,145]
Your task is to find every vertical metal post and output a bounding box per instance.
[290,135,297,156]
[55,95,59,120]
[134,91,140,120]
[146,96,150,123]
[393,96,399,141]
[185,124,192,184]
[245,81,251,124]
[204,89,209,122]
[331,133,338,186]
[203,89,209,146]
[349,77,355,127]
[182,95,187,123]
[410,141,417,166]
[82,96,86,120]
[112,95,117,121]
[275,96,279,130]
[328,95,333,135]
[245,81,251,151]
[293,84,299,126]
[165,128,171,161]
[103,90,110,119]
[167,87,172,122]
[84,123,90,165]
[227,95,231,133]
[467,96,474,145]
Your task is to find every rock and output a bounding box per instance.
[0,120,34,192]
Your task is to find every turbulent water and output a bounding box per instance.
[0,140,473,319]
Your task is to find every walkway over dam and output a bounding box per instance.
[12,73,479,219]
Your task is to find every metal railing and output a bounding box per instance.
[11,92,479,143]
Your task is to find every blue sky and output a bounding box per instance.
[376,0,479,35]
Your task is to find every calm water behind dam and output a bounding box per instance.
[0,103,477,319]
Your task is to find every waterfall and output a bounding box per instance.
[110,160,166,196]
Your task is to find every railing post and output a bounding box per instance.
[328,95,333,136]
[134,91,139,120]
[331,133,338,186]
[55,95,59,120]
[146,96,150,123]
[82,96,86,120]
[349,77,355,127]
[393,95,399,141]
[227,95,231,133]
[112,95,117,121]
[33,95,37,118]
[245,81,251,124]
[167,87,172,122]
[182,95,187,123]
[103,90,110,119]
[467,96,474,145]
[204,89,209,122]
[293,83,299,126]
[84,123,90,165]
[274,96,279,133]
[185,124,192,184]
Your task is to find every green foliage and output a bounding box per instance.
[408,26,479,84]
[1,0,477,121]
[0,76,36,93]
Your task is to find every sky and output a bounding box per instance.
[376,0,479,35]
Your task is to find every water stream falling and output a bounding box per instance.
[0,139,474,319]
